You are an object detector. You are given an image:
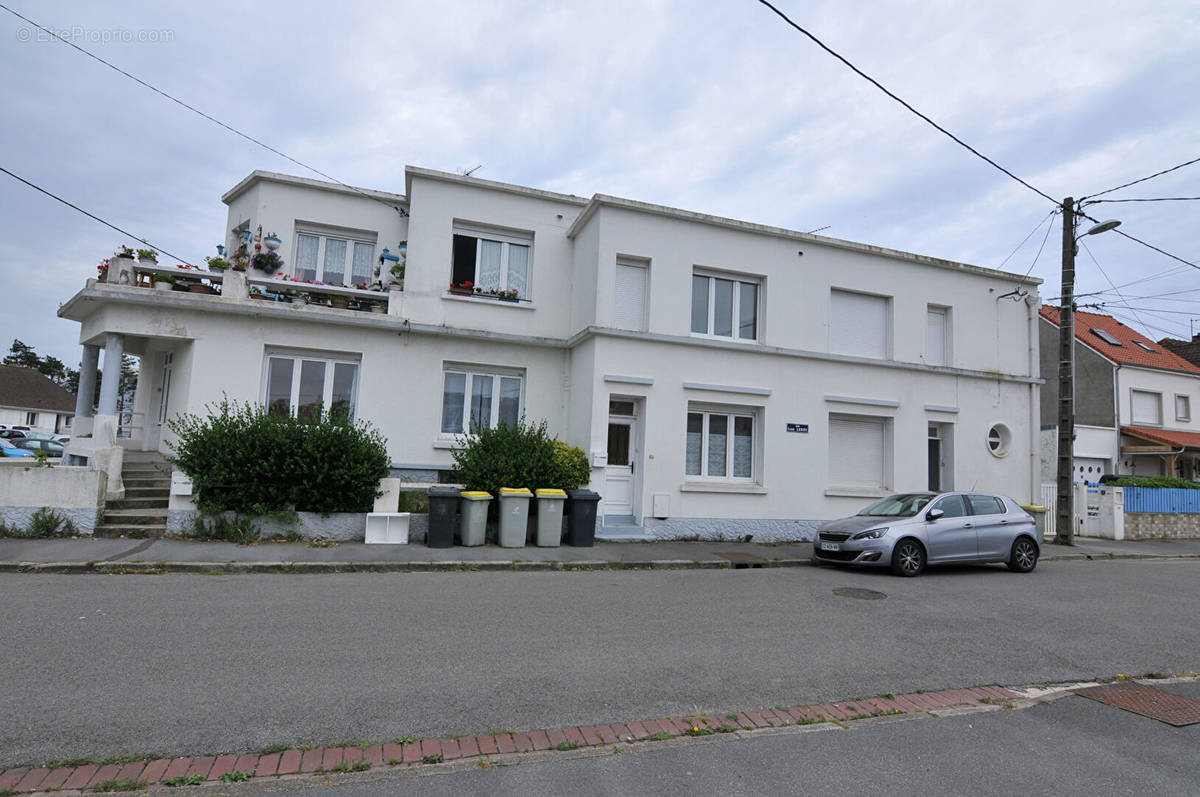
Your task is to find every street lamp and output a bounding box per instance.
[1055,200,1121,546]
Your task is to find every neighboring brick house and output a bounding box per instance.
[1039,307,1200,481]
[0,365,75,433]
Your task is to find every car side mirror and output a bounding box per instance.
[926,508,944,521]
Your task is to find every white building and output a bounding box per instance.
[0,365,75,434]
[60,167,1042,540]
[1039,307,1200,481]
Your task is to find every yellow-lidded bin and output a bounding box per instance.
[1020,505,1048,538]
[497,487,533,547]
[460,491,492,546]
[535,488,567,547]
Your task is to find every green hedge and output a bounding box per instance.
[1106,476,1200,490]
[451,418,591,493]
[167,399,390,514]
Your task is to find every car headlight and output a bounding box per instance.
[852,527,888,540]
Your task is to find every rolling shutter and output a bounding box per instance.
[614,263,647,331]
[831,290,887,358]
[829,417,886,487]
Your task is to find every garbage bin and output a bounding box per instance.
[426,486,461,548]
[535,489,567,547]
[497,487,532,548]
[564,489,601,547]
[460,491,492,546]
[1021,504,1047,538]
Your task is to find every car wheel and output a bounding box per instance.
[1007,537,1038,573]
[891,539,925,577]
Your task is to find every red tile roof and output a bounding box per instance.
[1040,306,1200,374]
[1123,426,1200,450]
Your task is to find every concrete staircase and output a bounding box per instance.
[95,451,171,538]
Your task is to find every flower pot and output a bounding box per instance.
[188,283,216,295]
[330,297,350,310]
[264,235,282,251]
[370,304,387,314]
[153,280,172,291]
[449,287,474,297]
[250,293,269,300]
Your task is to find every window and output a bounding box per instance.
[828,416,889,488]
[1134,340,1156,352]
[926,306,949,366]
[685,407,755,480]
[295,231,376,286]
[967,494,1005,516]
[1131,390,1163,425]
[931,494,968,518]
[452,226,532,298]
[1091,328,1123,347]
[614,261,648,331]
[264,353,359,420]
[1177,395,1191,422]
[986,424,1011,457]
[25,412,36,426]
[441,368,523,434]
[830,290,888,359]
[690,272,758,341]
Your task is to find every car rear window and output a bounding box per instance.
[967,495,1005,515]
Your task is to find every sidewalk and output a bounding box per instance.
[0,534,1197,574]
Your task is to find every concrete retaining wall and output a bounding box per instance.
[643,517,820,542]
[0,462,104,535]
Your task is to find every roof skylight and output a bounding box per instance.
[1134,340,1155,352]
[1091,328,1123,347]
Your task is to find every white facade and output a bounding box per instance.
[61,167,1042,540]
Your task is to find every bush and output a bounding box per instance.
[1107,476,1200,490]
[189,513,261,544]
[451,418,591,493]
[0,507,77,538]
[167,399,390,514]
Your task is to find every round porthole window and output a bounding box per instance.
[987,424,1011,457]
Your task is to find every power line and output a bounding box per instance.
[1019,211,1056,282]
[0,164,194,264]
[1079,239,1149,334]
[753,0,1057,205]
[1089,196,1200,204]
[1076,208,1200,272]
[1083,155,1200,200]
[995,210,1055,271]
[0,3,407,218]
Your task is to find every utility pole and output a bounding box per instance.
[1056,198,1076,546]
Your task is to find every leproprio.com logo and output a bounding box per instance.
[16,26,175,44]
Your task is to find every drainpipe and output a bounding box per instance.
[1026,294,1039,504]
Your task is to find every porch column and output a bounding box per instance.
[74,344,100,418]
[97,333,125,416]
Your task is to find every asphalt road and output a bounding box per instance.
[1,558,1198,765]
[273,683,1200,797]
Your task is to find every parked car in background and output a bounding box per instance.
[52,435,70,444]
[0,429,27,440]
[0,438,35,458]
[812,492,1040,577]
[14,439,65,457]
[16,431,57,442]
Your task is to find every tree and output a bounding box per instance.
[4,339,77,391]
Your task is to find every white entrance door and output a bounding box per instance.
[605,419,635,517]
[148,352,173,450]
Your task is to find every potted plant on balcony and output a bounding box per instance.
[152,273,175,291]
[449,280,474,297]
[251,250,283,273]
[96,259,110,281]
[330,295,350,310]
[249,286,270,301]
[263,232,282,251]
[137,248,158,264]
[205,256,231,272]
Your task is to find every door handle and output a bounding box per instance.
[1000,519,1008,524]
[963,523,973,528]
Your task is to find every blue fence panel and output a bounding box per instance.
[1122,487,1200,514]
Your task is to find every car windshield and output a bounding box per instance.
[856,494,934,517]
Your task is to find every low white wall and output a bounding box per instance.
[0,462,105,535]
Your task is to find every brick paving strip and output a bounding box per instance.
[3,679,1190,794]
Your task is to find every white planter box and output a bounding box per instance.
[365,512,410,544]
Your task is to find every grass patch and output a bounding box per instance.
[218,770,251,783]
[421,753,444,765]
[162,775,203,787]
[331,761,371,773]
[554,741,580,751]
[877,693,895,700]
[647,731,673,741]
[96,755,143,766]
[91,779,146,793]
[259,744,289,755]
[387,759,401,766]
[392,735,416,745]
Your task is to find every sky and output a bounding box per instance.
[1,0,1197,368]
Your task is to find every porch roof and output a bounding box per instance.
[1122,425,1200,451]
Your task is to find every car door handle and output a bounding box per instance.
[999,519,1008,524]
[963,523,973,528]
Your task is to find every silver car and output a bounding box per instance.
[812,492,1040,577]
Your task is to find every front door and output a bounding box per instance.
[148,352,172,451]
[605,419,634,517]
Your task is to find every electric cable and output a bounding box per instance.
[1083,155,1200,200]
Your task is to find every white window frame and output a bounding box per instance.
[926,305,950,366]
[25,411,36,426]
[684,405,757,482]
[1176,394,1191,422]
[262,351,361,421]
[440,366,525,436]
[1130,389,1163,426]
[452,225,534,299]
[294,228,377,287]
[690,270,761,342]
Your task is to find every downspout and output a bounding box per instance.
[1113,363,1121,473]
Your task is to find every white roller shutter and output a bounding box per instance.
[829,417,886,487]
[831,290,887,358]
[1131,390,1162,425]
[926,307,947,365]
[614,263,647,331]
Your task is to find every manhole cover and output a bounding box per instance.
[1074,682,1200,726]
[832,587,887,600]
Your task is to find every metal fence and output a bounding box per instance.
[1121,486,1200,514]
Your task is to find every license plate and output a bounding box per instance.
[820,542,840,552]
